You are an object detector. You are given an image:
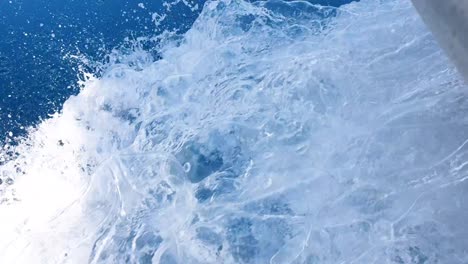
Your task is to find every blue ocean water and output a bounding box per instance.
[0,0,354,140]
[1,0,468,263]
[0,0,206,140]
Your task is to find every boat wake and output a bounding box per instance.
[1,0,468,263]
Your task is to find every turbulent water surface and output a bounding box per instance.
[1,0,468,263]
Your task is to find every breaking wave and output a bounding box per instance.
[1,0,468,263]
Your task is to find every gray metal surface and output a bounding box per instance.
[411,0,468,80]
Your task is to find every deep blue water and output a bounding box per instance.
[0,0,206,139]
[0,0,355,140]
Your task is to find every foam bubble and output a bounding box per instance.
[1,0,468,263]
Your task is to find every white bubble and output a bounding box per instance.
[183,162,191,172]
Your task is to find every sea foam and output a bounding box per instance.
[1,0,468,263]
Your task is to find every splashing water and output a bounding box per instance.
[1,0,468,263]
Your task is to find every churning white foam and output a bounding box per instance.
[1,0,468,263]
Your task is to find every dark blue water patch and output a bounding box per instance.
[225,216,294,262]
[196,226,223,245]
[194,172,239,204]
[243,195,294,216]
[195,186,215,202]
[226,217,259,263]
[134,231,163,264]
[176,126,250,184]
[179,144,224,183]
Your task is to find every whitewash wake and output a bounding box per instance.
[1,0,467,263]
